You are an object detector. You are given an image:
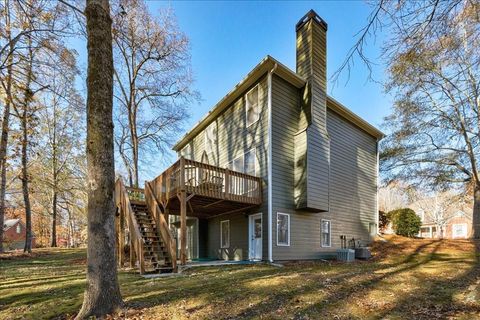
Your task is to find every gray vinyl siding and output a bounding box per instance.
[271,75,326,260]
[207,212,248,260]
[271,74,377,260]
[179,76,269,260]
[327,108,377,249]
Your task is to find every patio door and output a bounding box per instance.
[249,213,262,260]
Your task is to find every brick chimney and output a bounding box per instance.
[294,10,330,212]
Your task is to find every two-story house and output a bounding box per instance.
[115,10,384,273]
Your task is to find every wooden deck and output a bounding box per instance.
[117,157,263,268]
[148,157,263,218]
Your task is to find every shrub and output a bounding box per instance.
[388,208,421,237]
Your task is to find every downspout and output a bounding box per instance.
[267,63,277,263]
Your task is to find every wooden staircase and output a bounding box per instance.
[131,203,174,274]
[115,179,177,274]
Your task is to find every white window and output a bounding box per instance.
[452,223,467,239]
[277,213,290,246]
[16,224,21,234]
[321,219,331,247]
[220,220,230,248]
[204,123,217,155]
[369,222,377,237]
[244,149,256,176]
[246,85,260,127]
[226,149,257,176]
[232,155,244,173]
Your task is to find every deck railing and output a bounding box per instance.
[144,182,177,272]
[115,179,145,274]
[149,157,262,205]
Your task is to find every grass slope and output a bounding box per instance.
[0,236,479,319]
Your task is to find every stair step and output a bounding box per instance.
[155,267,174,274]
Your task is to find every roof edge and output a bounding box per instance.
[326,96,385,139]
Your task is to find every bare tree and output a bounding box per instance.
[0,0,75,251]
[381,2,480,237]
[332,0,465,83]
[76,0,123,317]
[412,192,466,238]
[378,181,410,213]
[0,0,14,253]
[11,32,37,253]
[112,0,195,187]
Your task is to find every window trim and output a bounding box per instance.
[245,84,261,128]
[16,224,21,234]
[225,148,257,176]
[276,213,290,247]
[220,220,230,249]
[321,219,331,248]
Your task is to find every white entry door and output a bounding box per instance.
[249,213,262,260]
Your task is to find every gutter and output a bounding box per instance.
[267,64,277,263]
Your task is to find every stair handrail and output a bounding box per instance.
[115,178,145,273]
[144,181,177,272]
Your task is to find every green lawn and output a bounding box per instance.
[0,236,479,319]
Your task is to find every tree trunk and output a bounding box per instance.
[473,183,480,239]
[21,106,32,253]
[76,0,123,318]
[51,101,58,247]
[21,34,34,254]
[0,0,14,254]
[51,191,57,247]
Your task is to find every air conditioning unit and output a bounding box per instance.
[336,249,355,262]
[355,247,371,260]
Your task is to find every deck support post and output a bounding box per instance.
[129,236,135,268]
[179,157,187,265]
[118,208,124,267]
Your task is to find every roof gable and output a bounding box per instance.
[3,219,20,231]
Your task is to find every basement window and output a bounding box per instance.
[321,220,331,247]
[246,85,260,127]
[220,220,230,248]
[277,213,290,246]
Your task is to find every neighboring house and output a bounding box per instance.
[2,219,36,250]
[415,207,473,239]
[167,10,383,262]
[118,10,384,273]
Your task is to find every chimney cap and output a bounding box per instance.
[296,9,328,32]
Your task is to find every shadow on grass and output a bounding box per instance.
[123,239,480,319]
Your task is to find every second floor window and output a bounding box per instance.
[227,148,257,176]
[204,123,217,155]
[246,85,260,127]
